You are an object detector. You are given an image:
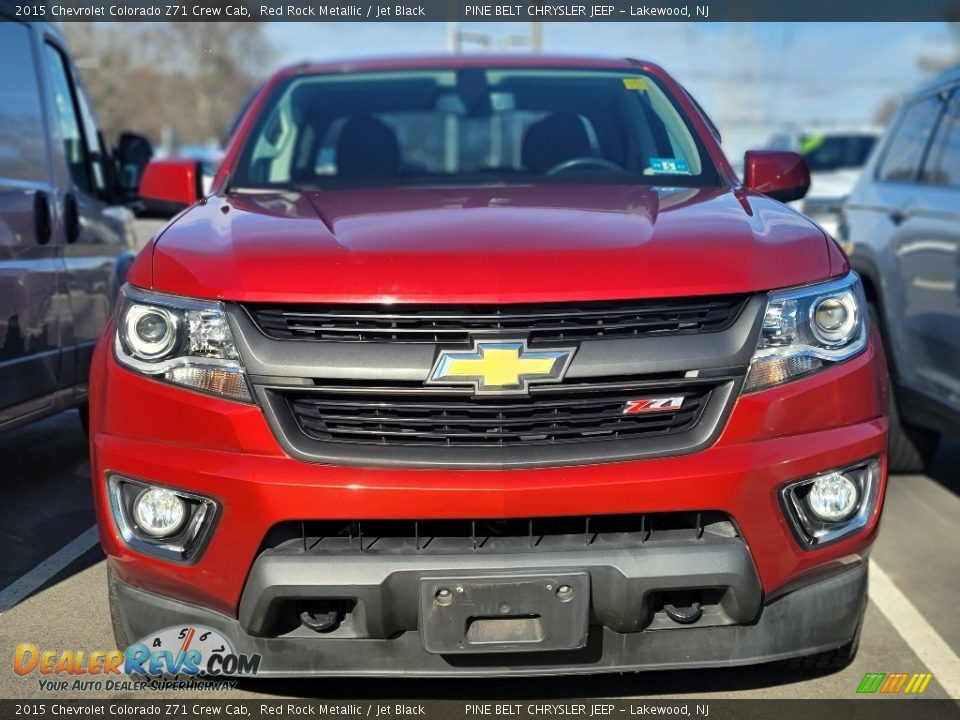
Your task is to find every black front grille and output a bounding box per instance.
[286,378,715,448]
[263,512,739,556]
[248,295,748,344]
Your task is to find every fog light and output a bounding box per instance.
[133,487,186,538]
[108,476,218,562]
[807,472,859,521]
[779,458,882,549]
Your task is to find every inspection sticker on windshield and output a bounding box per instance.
[622,77,648,90]
[649,158,690,174]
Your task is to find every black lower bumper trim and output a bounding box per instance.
[112,563,867,677]
[238,538,761,638]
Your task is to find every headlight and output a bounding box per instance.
[743,271,868,392]
[114,285,252,402]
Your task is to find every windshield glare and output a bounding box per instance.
[232,68,720,190]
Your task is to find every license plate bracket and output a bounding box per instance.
[419,572,589,654]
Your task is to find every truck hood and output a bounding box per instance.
[148,184,840,303]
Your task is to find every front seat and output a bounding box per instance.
[522,113,594,174]
[335,116,401,179]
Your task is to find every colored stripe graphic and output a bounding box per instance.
[904,673,933,694]
[880,673,903,692]
[858,672,933,694]
[857,673,885,693]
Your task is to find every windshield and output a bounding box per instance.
[231,68,721,190]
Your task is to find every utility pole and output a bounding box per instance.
[447,22,543,53]
[530,22,542,52]
[447,22,460,54]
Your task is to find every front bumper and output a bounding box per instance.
[90,322,888,674]
[113,563,867,676]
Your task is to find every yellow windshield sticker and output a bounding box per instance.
[622,77,648,90]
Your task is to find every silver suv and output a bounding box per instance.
[842,67,960,472]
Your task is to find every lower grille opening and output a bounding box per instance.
[260,512,739,557]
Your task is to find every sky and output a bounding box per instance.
[264,22,957,157]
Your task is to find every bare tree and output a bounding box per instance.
[64,20,273,149]
[873,19,960,124]
[918,21,960,73]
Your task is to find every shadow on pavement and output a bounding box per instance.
[0,410,101,604]
[240,662,838,699]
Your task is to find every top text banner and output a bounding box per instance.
[9,0,960,21]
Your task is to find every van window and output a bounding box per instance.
[43,42,92,194]
[924,89,960,188]
[74,83,109,195]
[0,25,48,184]
[877,94,945,183]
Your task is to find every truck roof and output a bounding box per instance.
[275,55,648,78]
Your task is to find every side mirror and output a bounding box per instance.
[115,132,154,199]
[743,150,811,203]
[139,159,203,218]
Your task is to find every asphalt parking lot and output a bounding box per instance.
[0,409,958,701]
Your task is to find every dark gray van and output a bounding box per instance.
[843,67,960,472]
[0,14,146,432]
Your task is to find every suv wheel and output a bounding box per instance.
[887,391,939,474]
[868,303,940,473]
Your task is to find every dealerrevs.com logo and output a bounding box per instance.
[14,625,261,691]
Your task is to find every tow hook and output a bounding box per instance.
[664,602,703,625]
[300,609,341,633]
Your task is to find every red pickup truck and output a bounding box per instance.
[89,56,888,677]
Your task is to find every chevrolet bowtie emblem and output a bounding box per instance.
[427,340,576,395]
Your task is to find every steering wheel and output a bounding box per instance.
[545,157,625,176]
